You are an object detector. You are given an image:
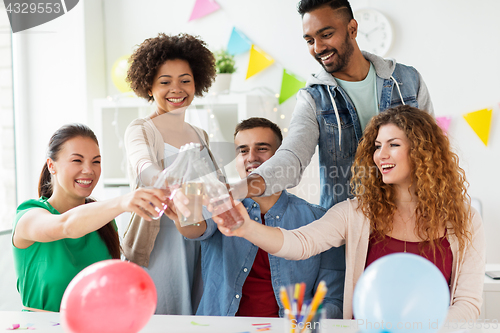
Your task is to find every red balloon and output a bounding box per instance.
[61,259,157,333]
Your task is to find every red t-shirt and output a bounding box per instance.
[236,214,279,317]
[365,233,453,284]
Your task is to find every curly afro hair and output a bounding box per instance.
[126,33,216,102]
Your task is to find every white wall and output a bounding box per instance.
[12,0,500,263]
[0,2,16,232]
[13,2,89,202]
[12,0,106,201]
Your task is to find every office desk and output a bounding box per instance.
[2,311,499,333]
[2,312,288,333]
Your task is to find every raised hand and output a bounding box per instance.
[120,188,168,221]
[212,200,251,237]
[212,199,284,254]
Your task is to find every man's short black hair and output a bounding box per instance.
[297,0,354,22]
[234,117,283,146]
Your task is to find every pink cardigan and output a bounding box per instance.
[275,198,485,321]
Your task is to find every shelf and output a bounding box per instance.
[103,178,129,187]
[92,94,278,199]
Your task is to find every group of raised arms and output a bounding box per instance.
[11,0,484,322]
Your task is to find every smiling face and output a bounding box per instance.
[373,124,413,188]
[48,136,101,201]
[150,59,196,114]
[234,127,280,179]
[302,5,355,74]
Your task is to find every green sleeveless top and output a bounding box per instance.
[12,197,115,312]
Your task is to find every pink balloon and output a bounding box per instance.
[61,259,157,333]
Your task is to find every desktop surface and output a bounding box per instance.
[1,311,499,333]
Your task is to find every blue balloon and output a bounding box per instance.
[353,253,450,333]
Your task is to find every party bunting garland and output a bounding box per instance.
[436,108,494,146]
[227,27,252,55]
[463,108,493,146]
[188,0,220,21]
[226,27,305,101]
[279,69,306,104]
[227,28,270,78]
[189,2,497,143]
[246,45,275,79]
[189,2,305,103]
[436,116,452,135]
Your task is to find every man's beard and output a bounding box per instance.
[316,32,354,74]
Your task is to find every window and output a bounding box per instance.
[0,3,16,231]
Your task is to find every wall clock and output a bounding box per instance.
[354,8,393,56]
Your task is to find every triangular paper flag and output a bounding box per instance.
[463,108,492,146]
[436,116,452,135]
[188,0,220,21]
[246,45,275,79]
[227,27,252,55]
[279,69,306,104]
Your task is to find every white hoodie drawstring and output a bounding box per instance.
[328,77,402,152]
[390,76,405,105]
[327,86,342,151]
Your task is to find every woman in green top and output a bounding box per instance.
[12,124,168,312]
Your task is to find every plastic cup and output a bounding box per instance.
[211,193,244,231]
[177,182,204,226]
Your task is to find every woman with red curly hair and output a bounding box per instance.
[215,106,484,321]
[122,33,223,315]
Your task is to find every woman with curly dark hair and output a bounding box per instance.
[214,106,485,321]
[122,33,222,315]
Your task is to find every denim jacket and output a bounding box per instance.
[194,191,345,318]
[253,51,433,209]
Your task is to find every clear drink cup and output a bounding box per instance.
[177,182,204,226]
[211,193,244,231]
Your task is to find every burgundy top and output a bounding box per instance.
[365,233,453,284]
[236,214,279,317]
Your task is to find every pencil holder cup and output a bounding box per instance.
[284,308,325,333]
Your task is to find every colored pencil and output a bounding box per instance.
[286,284,294,304]
[280,286,296,333]
[300,281,328,333]
[297,282,306,313]
[297,299,311,328]
[279,286,295,320]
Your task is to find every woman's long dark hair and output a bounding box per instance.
[38,124,120,259]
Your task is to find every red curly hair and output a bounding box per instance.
[351,105,471,254]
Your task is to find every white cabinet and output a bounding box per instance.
[93,97,153,188]
[190,93,279,143]
[92,93,278,198]
[482,264,500,320]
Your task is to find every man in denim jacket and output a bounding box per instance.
[238,0,433,209]
[176,118,345,318]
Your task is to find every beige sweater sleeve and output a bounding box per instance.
[447,208,485,321]
[124,119,163,187]
[274,199,350,260]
